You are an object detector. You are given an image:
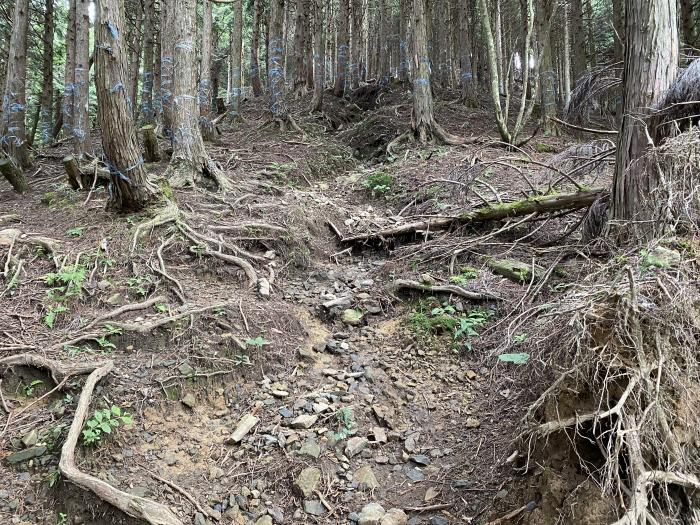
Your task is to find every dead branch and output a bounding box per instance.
[390,279,502,302]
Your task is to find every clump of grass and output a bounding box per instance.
[362,171,395,197]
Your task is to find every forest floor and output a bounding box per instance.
[0,84,686,525]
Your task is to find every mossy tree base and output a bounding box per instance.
[0,158,29,194]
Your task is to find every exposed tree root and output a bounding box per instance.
[131,201,181,251]
[260,114,306,137]
[103,302,232,334]
[341,187,606,243]
[0,355,183,525]
[390,278,502,302]
[1,228,61,267]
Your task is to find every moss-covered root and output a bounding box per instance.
[131,200,181,251]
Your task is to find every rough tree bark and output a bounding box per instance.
[310,0,325,112]
[0,0,32,177]
[411,0,463,144]
[199,0,216,140]
[266,0,300,131]
[291,0,307,96]
[680,0,695,49]
[570,0,586,82]
[349,0,364,89]
[612,0,625,63]
[62,0,77,143]
[609,0,679,242]
[140,0,156,124]
[457,0,476,105]
[229,0,244,119]
[562,2,571,106]
[164,0,230,190]
[73,0,91,157]
[37,0,54,145]
[250,0,263,96]
[333,0,349,97]
[536,0,558,135]
[127,0,143,117]
[95,0,160,211]
[160,0,174,137]
[398,0,409,83]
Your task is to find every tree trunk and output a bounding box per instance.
[127,0,143,117]
[562,2,571,107]
[349,0,363,89]
[609,0,679,242]
[73,0,91,157]
[310,0,325,112]
[291,0,306,95]
[377,0,389,83]
[160,0,174,137]
[95,0,159,211]
[612,0,625,63]
[411,0,459,144]
[164,0,230,190]
[250,0,263,96]
[333,0,349,97]
[570,0,585,83]
[584,0,597,68]
[153,6,162,123]
[140,0,156,124]
[199,0,216,140]
[680,0,695,49]
[267,0,295,130]
[62,0,76,142]
[457,0,476,105]
[36,0,54,145]
[229,0,244,119]
[1,0,32,174]
[398,0,409,82]
[536,0,558,135]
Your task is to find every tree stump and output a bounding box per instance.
[142,125,162,162]
[0,158,29,194]
[63,155,82,190]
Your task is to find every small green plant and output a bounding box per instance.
[362,171,395,198]
[66,227,85,237]
[126,275,152,298]
[43,264,88,327]
[154,303,168,313]
[513,333,528,344]
[46,469,61,488]
[82,405,132,446]
[406,299,492,351]
[246,336,271,348]
[23,379,44,397]
[333,407,356,440]
[56,512,68,525]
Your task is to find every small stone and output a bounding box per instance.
[208,466,224,480]
[298,440,321,459]
[254,516,273,525]
[370,426,387,444]
[6,446,47,464]
[178,362,195,376]
[352,465,378,491]
[164,452,178,466]
[424,487,439,502]
[268,507,284,523]
[465,417,480,429]
[345,436,369,458]
[429,516,448,525]
[312,402,330,413]
[194,512,207,525]
[341,309,363,326]
[230,413,259,442]
[258,278,271,297]
[358,503,386,525]
[21,429,38,448]
[452,479,470,488]
[181,393,196,408]
[411,454,431,466]
[495,489,508,499]
[290,414,318,429]
[381,508,408,525]
[271,390,289,398]
[303,499,326,516]
[279,407,294,418]
[294,467,322,498]
[375,455,389,464]
[405,467,425,482]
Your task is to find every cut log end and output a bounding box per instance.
[0,158,29,194]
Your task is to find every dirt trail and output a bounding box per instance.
[0,94,562,525]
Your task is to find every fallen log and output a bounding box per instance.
[342,187,606,243]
